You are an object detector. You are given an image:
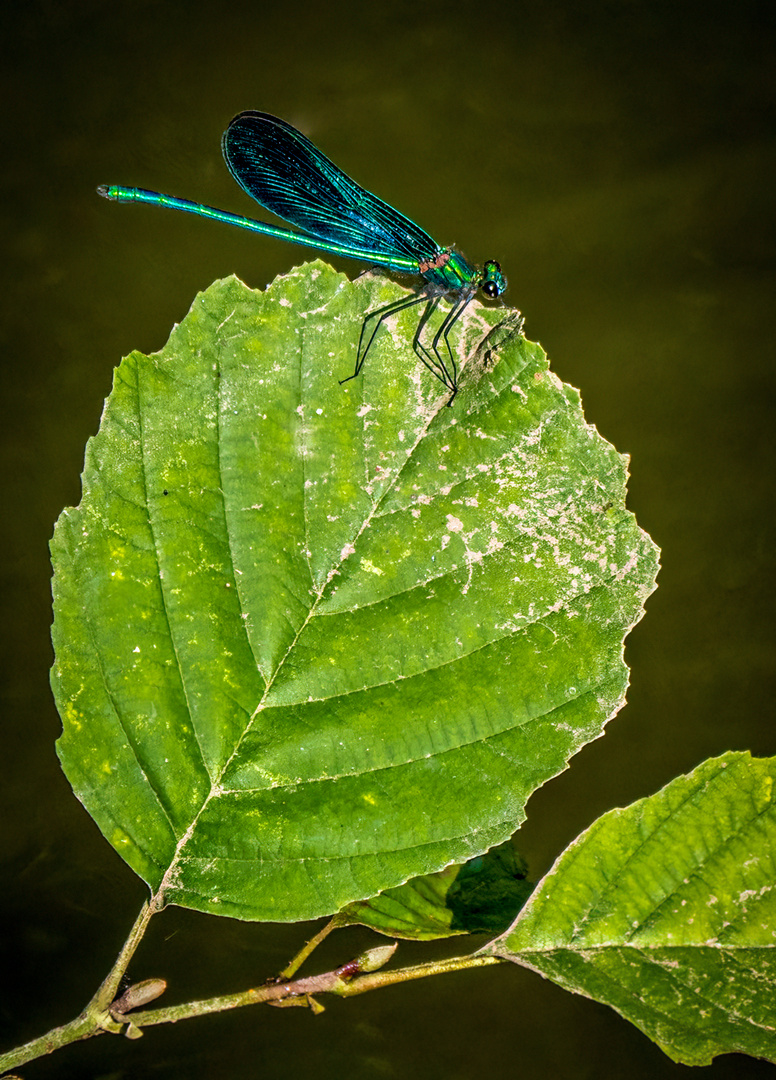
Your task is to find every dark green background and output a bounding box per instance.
[2,1,774,1077]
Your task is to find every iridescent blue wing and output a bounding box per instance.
[221,112,441,267]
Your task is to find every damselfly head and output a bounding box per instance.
[480,260,507,299]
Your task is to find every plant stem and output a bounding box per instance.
[0,895,161,1073]
[0,1011,99,1073]
[91,896,160,1010]
[0,897,505,1073]
[279,916,338,979]
[110,950,505,1028]
[335,952,504,996]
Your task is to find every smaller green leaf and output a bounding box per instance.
[338,840,533,940]
[487,752,776,1066]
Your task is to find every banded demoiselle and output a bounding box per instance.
[99,112,507,402]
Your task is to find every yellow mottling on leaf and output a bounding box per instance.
[64,703,83,730]
[360,559,384,576]
[755,774,773,812]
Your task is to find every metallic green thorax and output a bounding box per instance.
[419,248,477,290]
[418,249,507,299]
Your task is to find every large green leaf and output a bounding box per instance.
[488,752,776,1066]
[51,263,658,922]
